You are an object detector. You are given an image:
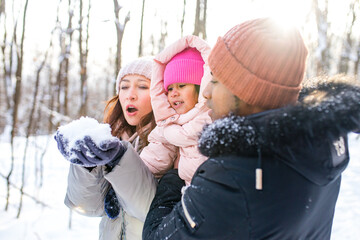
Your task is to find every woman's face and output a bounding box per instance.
[118,74,152,126]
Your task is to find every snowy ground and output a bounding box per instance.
[0,135,99,240]
[0,133,359,239]
[331,133,360,239]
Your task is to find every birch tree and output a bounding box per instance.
[1,0,10,109]
[193,0,207,40]
[158,20,167,52]
[78,0,91,116]
[113,0,130,95]
[312,0,331,74]
[55,0,75,118]
[181,0,186,37]
[338,0,357,74]
[17,21,53,218]
[138,0,145,57]
[4,0,29,212]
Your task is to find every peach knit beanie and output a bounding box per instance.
[164,47,205,91]
[208,18,308,109]
[116,56,153,94]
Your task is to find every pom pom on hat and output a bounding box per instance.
[116,56,153,94]
[164,48,205,91]
[208,18,308,109]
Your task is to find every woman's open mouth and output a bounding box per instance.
[126,105,138,116]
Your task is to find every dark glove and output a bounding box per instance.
[55,131,85,165]
[55,132,126,167]
[54,131,72,160]
[72,136,126,167]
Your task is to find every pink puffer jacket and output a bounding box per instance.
[140,35,212,185]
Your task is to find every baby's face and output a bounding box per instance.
[167,83,199,114]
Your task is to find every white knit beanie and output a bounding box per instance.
[116,56,153,94]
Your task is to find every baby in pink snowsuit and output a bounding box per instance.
[140,35,212,185]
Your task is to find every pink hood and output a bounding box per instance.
[140,36,212,185]
[151,35,212,126]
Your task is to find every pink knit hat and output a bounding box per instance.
[164,47,205,91]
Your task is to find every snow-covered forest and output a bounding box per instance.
[1,0,360,239]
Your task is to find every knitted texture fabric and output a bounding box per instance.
[116,56,153,94]
[164,47,204,91]
[104,187,121,219]
[208,18,308,109]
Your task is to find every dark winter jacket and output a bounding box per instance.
[143,77,360,240]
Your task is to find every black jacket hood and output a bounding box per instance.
[199,76,360,185]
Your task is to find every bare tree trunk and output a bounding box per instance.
[54,1,63,124]
[313,0,330,74]
[150,35,155,55]
[181,0,186,37]
[113,0,130,95]
[11,0,29,217]
[54,0,74,119]
[63,0,74,116]
[17,9,50,217]
[104,48,114,101]
[158,20,167,52]
[1,5,11,109]
[338,1,357,74]
[79,0,84,115]
[48,68,55,132]
[138,0,145,57]
[79,0,91,117]
[35,92,44,187]
[55,58,63,117]
[34,88,54,188]
[5,2,20,211]
[3,0,29,212]
[193,0,207,40]
[0,0,5,15]
[194,0,201,37]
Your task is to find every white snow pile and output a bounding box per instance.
[57,117,117,156]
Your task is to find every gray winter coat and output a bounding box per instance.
[65,140,157,240]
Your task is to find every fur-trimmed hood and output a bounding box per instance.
[199,76,360,157]
[198,76,360,185]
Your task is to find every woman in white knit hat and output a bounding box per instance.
[55,57,161,240]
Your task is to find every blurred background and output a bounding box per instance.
[1,0,360,137]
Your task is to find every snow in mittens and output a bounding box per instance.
[57,116,117,154]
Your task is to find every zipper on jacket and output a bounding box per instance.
[181,194,196,228]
